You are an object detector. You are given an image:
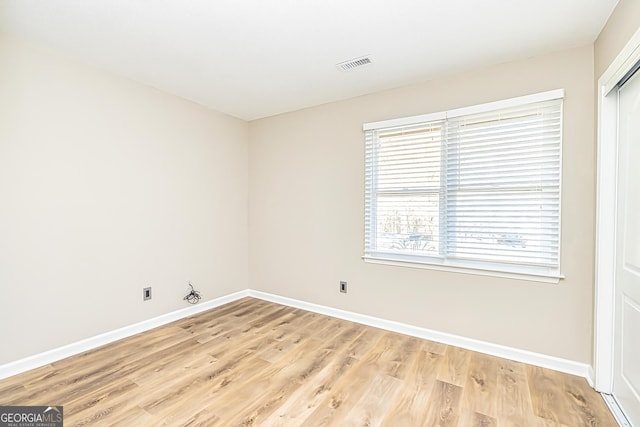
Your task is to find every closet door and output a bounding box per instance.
[613,65,640,426]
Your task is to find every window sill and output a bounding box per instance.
[362,255,564,284]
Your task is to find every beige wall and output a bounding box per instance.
[249,46,595,363]
[0,34,249,364]
[595,0,640,79]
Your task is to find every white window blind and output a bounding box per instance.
[364,90,563,279]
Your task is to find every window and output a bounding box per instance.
[363,90,563,281]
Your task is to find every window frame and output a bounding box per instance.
[362,89,565,283]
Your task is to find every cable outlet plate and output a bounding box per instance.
[143,287,152,301]
[340,281,347,293]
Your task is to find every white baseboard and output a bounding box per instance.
[0,290,250,380]
[248,290,593,380]
[587,365,596,388]
[0,288,593,383]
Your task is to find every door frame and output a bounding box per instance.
[595,26,640,393]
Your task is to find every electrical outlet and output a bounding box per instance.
[143,287,152,301]
[340,281,347,293]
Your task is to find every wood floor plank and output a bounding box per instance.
[380,342,443,426]
[301,372,377,426]
[383,387,432,426]
[193,321,338,421]
[562,372,618,426]
[63,379,143,426]
[0,297,617,426]
[259,353,358,426]
[301,332,396,425]
[137,342,274,415]
[0,382,29,405]
[179,409,221,427]
[423,380,464,427]
[496,358,535,427]
[0,364,55,399]
[341,373,403,426]
[150,356,272,426]
[344,326,386,361]
[527,365,579,425]
[463,352,499,418]
[224,346,336,425]
[437,345,472,387]
[22,335,202,406]
[95,404,155,427]
[378,333,422,380]
[459,409,498,427]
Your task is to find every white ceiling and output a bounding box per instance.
[0,0,619,121]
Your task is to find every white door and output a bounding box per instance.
[614,66,640,426]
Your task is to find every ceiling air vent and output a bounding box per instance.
[336,55,373,71]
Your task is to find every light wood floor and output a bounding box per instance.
[0,297,617,426]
